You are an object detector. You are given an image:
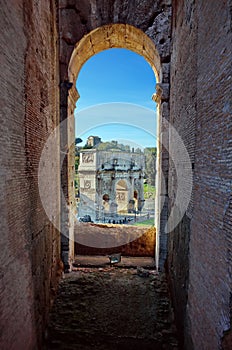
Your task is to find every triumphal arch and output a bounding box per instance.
[78,148,145,221]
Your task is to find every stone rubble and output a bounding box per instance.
[45,267,179,350]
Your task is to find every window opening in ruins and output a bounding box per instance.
[75,48,157,231]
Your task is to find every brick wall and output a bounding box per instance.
[169,0,232,348]
[0,1,60,349]
[168,0,197,346]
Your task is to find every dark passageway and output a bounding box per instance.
[45,259,179,350]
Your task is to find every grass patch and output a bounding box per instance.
[144,184,156,199]
[133,219,154,227]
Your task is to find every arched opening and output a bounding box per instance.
[133,190,138,212]
[102,193,110,214]
[103,194,110,201]
[68,24,161,85]
[116,179,128,214]
[66,23,163,269]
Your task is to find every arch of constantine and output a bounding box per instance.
[78,147,145,221]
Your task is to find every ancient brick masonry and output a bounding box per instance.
[0,1,60,349]
[169,0,232,349]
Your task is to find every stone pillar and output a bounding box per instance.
[68,86,79,262]
[153,83,170,270]
[138,176,145,211]
[127,175,133,200]
[60,81,79,271]
[109,177,117,217]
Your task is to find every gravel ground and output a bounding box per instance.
[44,267,179,350]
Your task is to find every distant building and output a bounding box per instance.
[86,136,102,147]
[78,147,145,221]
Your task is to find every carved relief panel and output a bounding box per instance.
[84,180,91,189]
[82,153,94,163]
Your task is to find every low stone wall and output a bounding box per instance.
[74,222,155,257]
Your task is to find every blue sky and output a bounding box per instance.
[75,48,157,148]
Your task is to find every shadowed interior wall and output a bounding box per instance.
[168,1,232,348]
[0,1,61,348]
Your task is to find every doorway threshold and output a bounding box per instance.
[73,255,156,269]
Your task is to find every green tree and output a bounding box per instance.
[144,147,157,186]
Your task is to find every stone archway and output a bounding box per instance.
[68,24,162,84]
[116,179,128,213]
[60,19,171,270]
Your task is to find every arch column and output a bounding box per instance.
[109,177,118,217]
[153,83,170,270]
[60,81,79,271]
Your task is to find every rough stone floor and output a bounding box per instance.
[45,258,179,350]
